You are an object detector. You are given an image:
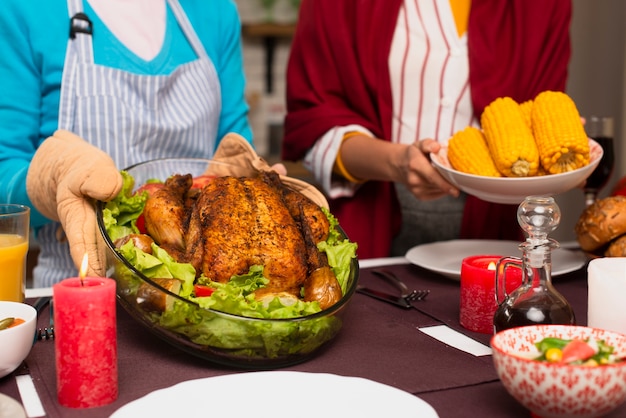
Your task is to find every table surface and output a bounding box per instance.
[2,257,626,418]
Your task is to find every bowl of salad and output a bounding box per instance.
[491,325,626,418]
[96,157,359,369]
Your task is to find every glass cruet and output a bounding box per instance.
[493,196,576,333]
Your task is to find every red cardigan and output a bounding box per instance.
[283,0,572,259]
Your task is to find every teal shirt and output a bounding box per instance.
[0,0,252,227]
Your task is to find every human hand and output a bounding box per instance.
[26,130,123,276]
[398,139,460,200]
[271,162,287,176]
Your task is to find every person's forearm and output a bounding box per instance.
[339,135,408,183]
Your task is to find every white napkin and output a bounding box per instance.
[15,375,45,417]
[587,257,626,334]
[418,325,492,356]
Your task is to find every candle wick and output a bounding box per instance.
[79,254,89,286]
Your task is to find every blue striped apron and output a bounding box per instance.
[34,0,221,287]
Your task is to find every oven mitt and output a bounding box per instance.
[26,129,123,276]
[208,133,329,209]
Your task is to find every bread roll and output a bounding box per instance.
[605,234,626,257]
[575,196,626,252]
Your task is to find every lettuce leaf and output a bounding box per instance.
[103,171,148,242]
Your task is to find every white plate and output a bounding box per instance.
[0,394,26,418]
[431,139,602,204]
[406,239,587,280]
[111,371,438,418]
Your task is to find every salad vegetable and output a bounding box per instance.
[534,337,622,366]
[0,317,25,330]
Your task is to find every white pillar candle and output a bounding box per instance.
[587,257,626,334]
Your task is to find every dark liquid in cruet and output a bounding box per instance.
[493,296,576,333]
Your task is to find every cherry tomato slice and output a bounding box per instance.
[194,284,215,297]
[135,214,147,234]
[191,175,217,190]
[135,182,163,197]
[561,339,596,363]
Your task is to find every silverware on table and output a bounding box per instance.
[30,297,51,344]
[405,289,431,302]
[36,299,54,341]
[356,268,430,309]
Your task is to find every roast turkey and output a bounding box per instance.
[142,171,340,307]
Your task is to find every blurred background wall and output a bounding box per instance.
[234,0,297,159]
[233,0,626,245]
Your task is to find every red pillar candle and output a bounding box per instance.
[53,277,117,408]
[459,255,522,334]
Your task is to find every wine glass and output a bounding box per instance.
[584,116,615,207]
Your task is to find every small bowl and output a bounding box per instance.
[491,325,626,418]
[0,302,37,378]
[431,139,602,204]
[97,158,359,369]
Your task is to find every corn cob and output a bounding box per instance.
[519,99,533,128]
[531,91,590,174]
[447,126,502,177]
[536,165,549,176]
[481,97,540,177]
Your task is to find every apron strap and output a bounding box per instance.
[59,0,90,129]
[66,0,209,64]
[167,0,210,59]
[66,0,94,63]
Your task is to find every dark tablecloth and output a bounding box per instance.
[2,261,625,418]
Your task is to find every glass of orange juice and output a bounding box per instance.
[0,204,29,302]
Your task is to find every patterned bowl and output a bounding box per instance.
[491,325,626,418]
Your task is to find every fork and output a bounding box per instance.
[404,289,431,302]
[357,269,430,309]
[31,296,51,344]
[37,299,54,341]
[372,269,430,302]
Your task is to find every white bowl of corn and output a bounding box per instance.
[433,138,601,204]
[431,91,603,204]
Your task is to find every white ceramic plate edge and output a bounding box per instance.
[0,394,26,418]
[111,371,439,418]
[405,239,587,280]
